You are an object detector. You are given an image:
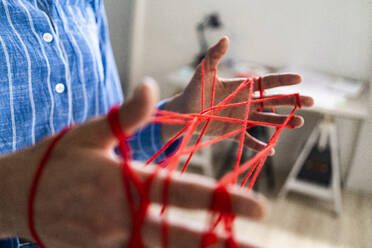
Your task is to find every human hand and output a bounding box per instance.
[162,37,314,153]
[1,79,266,248]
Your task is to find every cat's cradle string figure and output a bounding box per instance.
[27,58,302,248]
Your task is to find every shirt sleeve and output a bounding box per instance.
[0,238,19,248]
[128,100,182,163]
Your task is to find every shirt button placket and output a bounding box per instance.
[42,32,66,95]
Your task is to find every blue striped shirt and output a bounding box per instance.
[0,0,176,246]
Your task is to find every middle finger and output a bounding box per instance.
[131,162,266,220]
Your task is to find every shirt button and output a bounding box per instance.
[43,33,53,43]
[55,83,65,93]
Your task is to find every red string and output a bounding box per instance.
[27,127,70,248]
[107,106,161,248]
[145,126,188,166]
[258,76,264,112]
[28,59,302,247]
[201,184,236,248]
[180,62,217,174]
[201,59,205,112]
[152,114,296,129]
[232,78,254,183]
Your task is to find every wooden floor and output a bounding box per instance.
[157,190,372,248]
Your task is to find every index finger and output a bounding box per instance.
[132,162,267,220]
[223,73,302,92]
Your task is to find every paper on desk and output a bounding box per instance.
[265,67,365,109]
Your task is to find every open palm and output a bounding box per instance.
[163,37,314,153]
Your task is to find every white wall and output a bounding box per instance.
[135,0,372,192]
[347,81,372,193]
[140,0,372,88]
[104,0,134,93]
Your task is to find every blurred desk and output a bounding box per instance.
[274,68,368,215]
[301,90,368,120]
[265,67,368,120]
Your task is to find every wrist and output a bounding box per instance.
[0,141,49,239]
[0,155,14,238]
[160,93,186,142]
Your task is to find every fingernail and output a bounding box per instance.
[142,76,157,87]
[136,76,158,96]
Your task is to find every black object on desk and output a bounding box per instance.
[297,146,332,187]
[193,12,222,67]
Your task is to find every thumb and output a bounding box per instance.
[117,77,159,135]
[204,36,229,70]
[76,77,159,150]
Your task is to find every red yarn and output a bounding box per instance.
[28,58,301,247]
[107,106,160,248]
[258,76,264,112]
[201,59,205,112]
[181,63,217,174]
[28,127,70,248]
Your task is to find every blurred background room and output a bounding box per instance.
[104,0,372,247]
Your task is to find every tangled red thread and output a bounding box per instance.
[28,59,301,248]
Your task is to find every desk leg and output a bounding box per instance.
[279,123,320,198]
[329,119,343,215]
[279,116,343,216]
